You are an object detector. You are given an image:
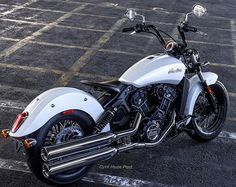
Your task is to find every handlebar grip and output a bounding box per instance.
[185,25,197,32]
[122,27,135,32]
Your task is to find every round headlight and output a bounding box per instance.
[165,40,176,52]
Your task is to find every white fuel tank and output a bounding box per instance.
[119,54,186,87]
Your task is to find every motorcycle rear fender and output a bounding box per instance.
[183,72,218,125]
[9,87,108,138]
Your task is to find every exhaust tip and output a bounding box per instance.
[41,148,48,162]
[42,163,50,178]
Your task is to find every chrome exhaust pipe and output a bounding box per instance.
[41,132,116,161]
[42,118,174,179]
[136,111,176,148]
[42,146,117,178]
[118,112,176,152]
[41,113,175,178]
[41,113,142,161]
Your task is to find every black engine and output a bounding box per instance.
[131,84,177,142]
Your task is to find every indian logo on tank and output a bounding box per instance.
[168,67,182,74]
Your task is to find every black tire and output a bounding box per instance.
[25,110,95,185]
[188,81,229,142]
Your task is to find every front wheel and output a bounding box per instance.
[26,110,95,185]
[188,81,229,142]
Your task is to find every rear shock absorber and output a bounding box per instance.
[92,107,117,134]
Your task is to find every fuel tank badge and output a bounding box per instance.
[168,68,182,74]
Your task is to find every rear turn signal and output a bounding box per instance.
[1,129,9,140]
[11,112,28,133]
[23,138,37,149]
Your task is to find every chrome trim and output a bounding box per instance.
[42,147,117,177]
[41,113,142,162]
[41,113,175,178]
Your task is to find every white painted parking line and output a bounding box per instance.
[0,3,88,59]
[230,20,236,65]
[0,158,30,173]
[84,172,158,187]
[0,158,160,187]
[0,0,37,16]
[0,100,26,110]
[219,131,236,140]
[0,62,64,75]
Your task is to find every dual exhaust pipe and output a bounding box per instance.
[41,112,176,178]
[41,113,142,178]
[42,146,117,178]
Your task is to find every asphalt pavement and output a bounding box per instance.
[0,0,236,186]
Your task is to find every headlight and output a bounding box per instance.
[165,40,177,52]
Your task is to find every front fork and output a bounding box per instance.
[197,71,218,113]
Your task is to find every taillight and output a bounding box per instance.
[11,112,28,133]
[62,110,75,115]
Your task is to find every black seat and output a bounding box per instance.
[80,79,126,93]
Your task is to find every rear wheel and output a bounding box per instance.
[26,110,95,185]
[188,81,229,141]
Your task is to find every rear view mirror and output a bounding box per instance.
[192,4,207,17]
[125,9,137,21]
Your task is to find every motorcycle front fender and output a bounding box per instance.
[9,87,107,138]
[184,72,218,124]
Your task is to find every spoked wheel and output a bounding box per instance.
[26,111,95,185]
[188,81,229,141]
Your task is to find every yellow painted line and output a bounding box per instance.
[210,63,236,68]
[0,4,88,59]
[56,18,127,86]
[0,63,64,75]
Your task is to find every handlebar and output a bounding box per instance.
[122,22,198,51]
[122,24,166,47]
[122,24,144,33]
[183,24,197,32]
[122,27,135,32]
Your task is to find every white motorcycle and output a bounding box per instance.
[1,4,229,185]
